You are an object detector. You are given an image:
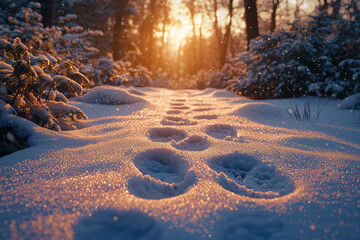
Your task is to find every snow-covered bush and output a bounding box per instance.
[0,99,30,157]
[76,86,146,105]
[0,38,87,131]
[225,12,360,99]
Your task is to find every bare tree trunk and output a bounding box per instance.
[244,0,259,49]
[41,0,57,27]
[213,1,222,50]
[113,0,129,61]
[331,0,342,18]
[270,0,280,33]
[318,0,328,11]
[158,0,169,66]
[219,0,233,67]
[176,43,182,78]
[294,0,305,19]
[198,24,203,69]
[187,0,198,74]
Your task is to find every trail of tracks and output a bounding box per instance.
[1,88,359,239]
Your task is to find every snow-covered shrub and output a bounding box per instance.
[338,93,360,110]
[225,12,360,99]
[76,86,146,105]
[0,38,87,131]
[0,1,154,90]
[81,58,152,87]
[0,99,30,157]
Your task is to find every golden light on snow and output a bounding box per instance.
[1,88,359,239]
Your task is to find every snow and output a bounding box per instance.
[76,86,146,105]
[0,87,359,239]
[73,209,163,240]
[338,93,360,110]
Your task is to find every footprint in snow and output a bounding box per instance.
[171,135,211,151]
[208,152,295,199]
[128,149,197,199]
[166,110,182,115]
[171,106,190,110]
[205,124,237,140]
[213,212,301,240]
[193,114,218,120]
[173,99,186,102]
[148,127,187,142]
[161,116,197,126]
[193,103,212,107]
[193,107,213,112]
[170,103,185,106]
[73,209,163,240]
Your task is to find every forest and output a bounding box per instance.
[0,0,359,132]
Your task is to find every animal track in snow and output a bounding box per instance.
[148,128,187,142]
[208,152,295,198]
[166,110,182,115]
[171,106,190,110]
[171,135,211,151]
[161,116,197,126]
[128,149,197,199]
[205,124,237,140]
[193,114,218,120]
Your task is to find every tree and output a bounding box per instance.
[40,0,57,27]
[139,0,160,66]
[112,0,137,61]
[244,0,259,48]
[158,0,170,67]
[220,0,234,68]
[270,0,280,33]
[206,0,234,69]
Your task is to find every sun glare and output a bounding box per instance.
[168,23,193,49]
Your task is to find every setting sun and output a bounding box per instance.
[168,23,193,49]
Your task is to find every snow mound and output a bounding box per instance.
[76,86,146,105]
[282,137,359,155]
[171,135,211,151]
[232,102,285,123]
[212,90,236,98]
[129,149,197,199]
[0,100,34,157]
[338,93,360,110]
[208,152,295,198]
[73,209,163,240]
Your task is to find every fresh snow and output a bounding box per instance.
[0,87,359,240]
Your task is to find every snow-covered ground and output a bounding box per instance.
[0,87,359,240]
